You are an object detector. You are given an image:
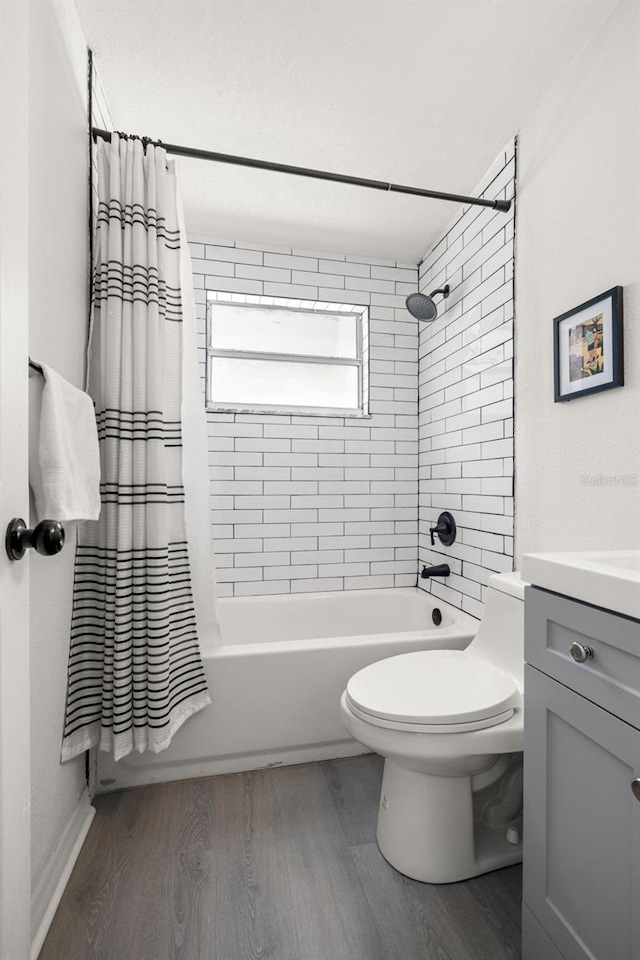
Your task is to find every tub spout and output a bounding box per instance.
[421,563,450,579]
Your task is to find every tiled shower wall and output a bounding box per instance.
[191,239,419,597]
[417,140,516,618]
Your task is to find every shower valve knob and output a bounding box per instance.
[5,518,65,561]
[429,511,457,547]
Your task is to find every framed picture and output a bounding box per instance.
[553,286,624,402]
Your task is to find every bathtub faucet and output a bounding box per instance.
[421,563,450,579]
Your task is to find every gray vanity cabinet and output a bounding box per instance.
[522,586,640,960]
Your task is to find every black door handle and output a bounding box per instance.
[5,518,65,561]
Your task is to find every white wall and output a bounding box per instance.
[417,144,516,617]
[28,0,89,901]
[516,1,640,558]
[191,238,419,596]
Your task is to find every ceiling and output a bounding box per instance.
[75,0,617,261]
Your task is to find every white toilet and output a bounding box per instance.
[340,571,525,884]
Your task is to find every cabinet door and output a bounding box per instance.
[523,665,640,960]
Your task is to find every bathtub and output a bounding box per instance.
[96,588,478,792]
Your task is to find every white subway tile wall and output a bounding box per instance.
[417,140,516,617]
[192,240,419,597]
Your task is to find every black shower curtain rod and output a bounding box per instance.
[91,127,511,213]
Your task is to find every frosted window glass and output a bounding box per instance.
[211,357,359,410]
[211,304,357,358]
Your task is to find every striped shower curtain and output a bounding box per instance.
[62,134,211,762]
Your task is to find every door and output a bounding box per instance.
[523,665,640,960]
[0,2,32,958]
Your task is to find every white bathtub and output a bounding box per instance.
[96,588,478,791]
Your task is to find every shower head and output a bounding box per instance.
[405,284,450,322]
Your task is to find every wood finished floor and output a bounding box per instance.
[40,755,522,960]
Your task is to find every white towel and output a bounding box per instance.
[29,362,101,522]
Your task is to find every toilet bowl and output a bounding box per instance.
[340,571,525,884]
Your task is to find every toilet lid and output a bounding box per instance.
[346,650,519,727]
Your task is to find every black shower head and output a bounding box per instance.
[405,284,450,322]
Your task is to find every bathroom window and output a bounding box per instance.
[206,292,369,417]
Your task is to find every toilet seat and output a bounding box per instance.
[345,699,516,733]
[345,649,520,734]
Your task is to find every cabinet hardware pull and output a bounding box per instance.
[569,641,594,663]
[632,780,640,802]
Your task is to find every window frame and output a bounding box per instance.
[205,292,370,418]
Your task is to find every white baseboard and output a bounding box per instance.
[31,788,95,960]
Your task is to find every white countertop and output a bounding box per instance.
[521,550,640,620]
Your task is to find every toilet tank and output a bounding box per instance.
[467,572,525,686]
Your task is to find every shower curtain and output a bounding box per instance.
[62,134,211,762]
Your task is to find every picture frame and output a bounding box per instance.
[553,286,624,402]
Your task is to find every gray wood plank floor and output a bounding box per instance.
[40,755,522,960]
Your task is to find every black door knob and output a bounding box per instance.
[5,518,65,561]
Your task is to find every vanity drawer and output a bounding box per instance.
[525,586,640,729]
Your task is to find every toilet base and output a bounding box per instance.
[376,757,522,884]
